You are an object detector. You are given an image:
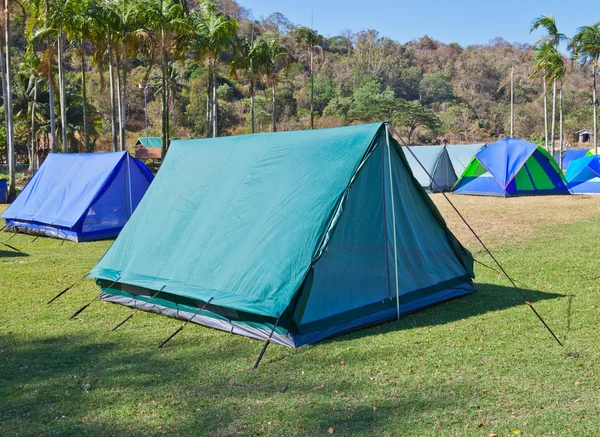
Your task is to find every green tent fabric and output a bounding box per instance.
[90,123,475,347]
[136,137,162,148]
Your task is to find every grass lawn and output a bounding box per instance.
[1,195,600,436]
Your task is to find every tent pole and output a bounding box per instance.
[69,277,121,320]
[385,123,400,320]
[109,285,166,332]
[253,312,281,370]
[48,273,89,304]
[127,154,133,217]
[158,297,214,349]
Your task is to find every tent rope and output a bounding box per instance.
[385,124,401,320]
[388,123,563,347]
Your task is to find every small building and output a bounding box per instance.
[575,129,594,144]
[134,137,162,162]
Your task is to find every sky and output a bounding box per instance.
[241,0,597,48]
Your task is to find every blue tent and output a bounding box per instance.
[445,144,486,177]
[1,152,153,242]
[90,123,475,347]
[560,149,589,171]
[453,138,570,197]
[565,155,600,194]
[404,146,456,192]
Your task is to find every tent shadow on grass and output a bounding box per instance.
[323,283,565,344]
[0,331,485,436]
[0,249,28,258]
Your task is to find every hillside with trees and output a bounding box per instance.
[1,0,599,194]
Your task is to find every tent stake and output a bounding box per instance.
[48,273,89,304]
[69,277,121,320]
[389,124,563,347]
[252,312,281,370]
[2,242,20,252]
[109,285,165,332]
[158,297,214,349]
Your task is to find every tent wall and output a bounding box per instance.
[404,146,457,192]
[446,144,486,176]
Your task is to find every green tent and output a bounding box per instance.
[135,137,162,148]
[90,123,475,347]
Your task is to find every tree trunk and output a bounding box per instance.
[4,0,15,198]
[0,24,8,159]
[80,43,89,152]
[58,26,68,153]
[120,50,127,152]
[272,84,276,132]
[116,52,123,149]
[206,80,210,138]
[543,77,548,152]
[559,81,563,170]
[550,79,556,159]
[30,78,37,171]
[250,78,255,133]
[212,57,217,138]
[161,24,168,159]
[310,46,314,129]
[594,65,597,155]
[44,0,56,153]
[109,44,118,152]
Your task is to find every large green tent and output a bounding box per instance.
[90,123,475,347]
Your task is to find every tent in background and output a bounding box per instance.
[561,150,589,171]
[1,152,153,241]
[90,123,475,348]
[404,145,457,192]
[135,137,162,148]
[453,138,570,197]
[566,155,600,194]
[446,144,486,177]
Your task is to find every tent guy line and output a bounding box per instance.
[109,285,167,332]
[389,123,564,347]
[69,277,121,320]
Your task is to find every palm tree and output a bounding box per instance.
[530,15,567,153]
[572,22,600,155]
[292,25,321,129]
[138,0,187,158]
[3,0,15,198]
[262,37,293,132]
[531,43,565,158]
[231,37,270,133]
[190,0,238,138]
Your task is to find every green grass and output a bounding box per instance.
[1,202,599,436]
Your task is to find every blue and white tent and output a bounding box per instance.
[565,155,600,194]
[1,152,153,242]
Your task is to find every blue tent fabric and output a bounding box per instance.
[453,138,570,197]
[566,155,600,193]
[561,150,589,171]
[90,123,475,347]
[1,152,153,241]
[445,144,486,176]
[404,145,456,192]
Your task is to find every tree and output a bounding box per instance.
[2,0,15,198]
[292,25,321,129]
[231,38,270,133]
[139,0,187,157]
[190,0,239,138]
[392,100,442,145]
[572,22,600,155]
[530,15,567,153]
[262,37,293,132]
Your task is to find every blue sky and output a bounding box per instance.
[242,0,597,47]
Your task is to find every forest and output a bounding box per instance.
[1,0,599,183]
